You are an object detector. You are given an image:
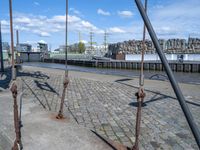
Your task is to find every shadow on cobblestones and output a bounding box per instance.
[33,80,60,110]
[116,80,200,108]
[91,130,131,150]
[34,80,59,95]
[18,69,63,112]
[129,94,169,107]
[18,71,49,80]
[22,79,47,109]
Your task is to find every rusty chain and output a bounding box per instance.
[132,0,147,149]
[56,76,69,119]
[10,82,20,150]
[132,88,146,150]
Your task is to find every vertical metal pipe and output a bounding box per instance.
[139,0,147,87]
[65,0,68,77]
[56,0,69,119]
[135,0,200,147]
[9,0,15,80]
[0,21,4,72]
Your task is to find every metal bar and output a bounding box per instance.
[9,0,15,80]
[56,78,69,119]
[132,89,145,150]
[65,0,68,77]
[56,0,69,119]
[0,21,4,72]
[16,30,19,45]
[135,0,200,148]
[19,91,24,150]
[133,1,148,149]
[139,0,147,87]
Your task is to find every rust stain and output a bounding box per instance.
[49,113,70,123]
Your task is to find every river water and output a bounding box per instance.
[23,62,200,85]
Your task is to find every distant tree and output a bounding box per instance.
[78,42,86,53]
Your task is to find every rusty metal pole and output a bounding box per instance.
[9,0,16,80]
[132,0,147,149]
[56,78,69,119]
[11,82,20,150]
[56,0,69,119]
[132,91,145,150]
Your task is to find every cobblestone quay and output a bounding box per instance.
[7,66,200,149]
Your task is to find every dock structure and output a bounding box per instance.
[44,59,200,73]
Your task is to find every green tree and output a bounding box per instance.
[78,42,86,53]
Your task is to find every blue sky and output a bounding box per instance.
[0,0,200,50]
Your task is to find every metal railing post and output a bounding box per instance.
[134,0,200,148]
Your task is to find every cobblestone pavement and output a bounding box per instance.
[8,66,200,149]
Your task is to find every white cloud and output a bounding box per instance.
[97,9,111,16]
[80,40,88,44]
[1,13,104,38]
[39,32,51,37]
[38,40,47,44]
[68,15,81,23]
[34,2,40,6]
[32,30,50,37]
[48,15,66,23]
[108,27,126,33]
[1,20,9,26]
[69,8,81,16]
[14,17,31,24]
[118,11,133,18]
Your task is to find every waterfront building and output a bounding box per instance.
[68,43,79,53]
[59,45,66,53]
[2,42,10,51]
[188,38,200,53]
[166,39,186,53]
[158,39,167,52]
[37,42,48,53]
[16,43,32,52]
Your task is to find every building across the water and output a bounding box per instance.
[37,42,48,53]
[188,38,200,53]
[166,39,187,53]
[16,43,32,52]
[108,37,200,59]
[2,42,10,51]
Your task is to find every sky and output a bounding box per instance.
[0,0,200,50]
